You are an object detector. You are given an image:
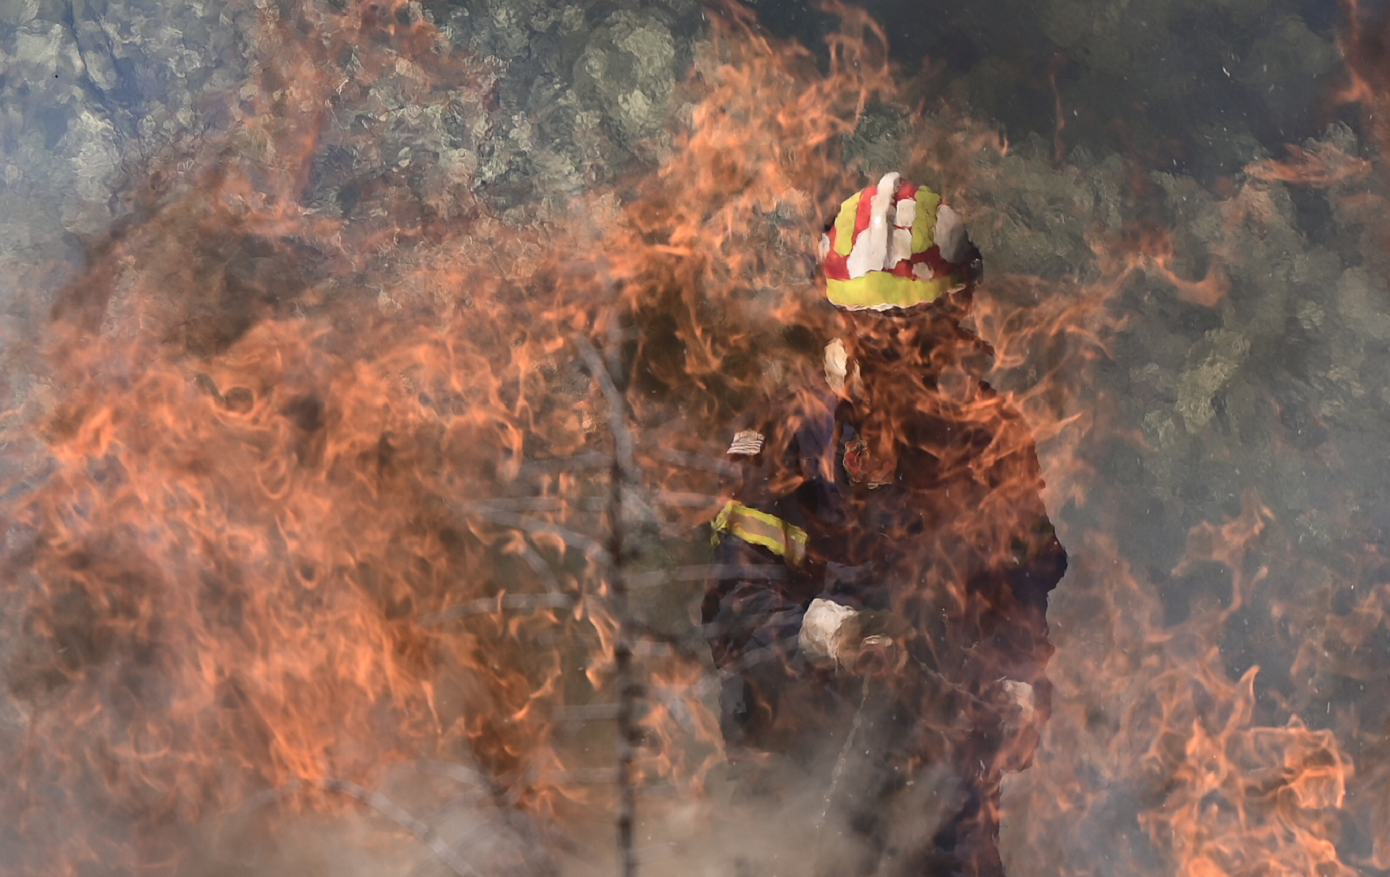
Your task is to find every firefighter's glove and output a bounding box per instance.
[800,598,908,675]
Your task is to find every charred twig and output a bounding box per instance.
[517,452,612,478]
[418,592,577,626]
[467,496,580,512]
[241,778,485,877]
[639,445,739,476]
[519,538,566,593]
[467,491,715,512]
[816,676,874,863]
[410,761,566,877]
[318,778,488,877]
[554,702,622,721]
[414,759,495,791]
[626,563,786,588]
[648,489,723,509]
[576,332,640,877]
[624,619,708,665]
[455,500,613,565]
[577,337,640,486]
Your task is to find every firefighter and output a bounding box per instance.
[702,173,1067,876]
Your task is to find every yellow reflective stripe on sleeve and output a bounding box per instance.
[833,191,862,257]
[710,501,808,566]
[911,185,941,255]
[826,272,954,309]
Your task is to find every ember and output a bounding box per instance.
[0,0,1382,875]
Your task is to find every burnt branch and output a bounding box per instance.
[241,778,486,877]
[576,331,640,877]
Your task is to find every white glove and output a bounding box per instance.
[799,598,863,667]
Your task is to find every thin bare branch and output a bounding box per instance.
[576,332,639,877]
[627,563,786,588]
[455,501,613,566]
[241,778,485,877]
[517,452,612,478]
[576,336,640,485]
[640,445,738,476]
[418,592,577,626]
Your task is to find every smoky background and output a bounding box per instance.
[0,0,1386,876]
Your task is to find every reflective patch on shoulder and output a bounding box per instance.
[727,430,765,457]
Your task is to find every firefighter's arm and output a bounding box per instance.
[701,426,811,668]
[706,421,903,675]
[705,530,905,676]
[701,533,806,669]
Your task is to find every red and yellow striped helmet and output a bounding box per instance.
[819,172,979,310]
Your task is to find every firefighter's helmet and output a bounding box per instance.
[819,172,979,310]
